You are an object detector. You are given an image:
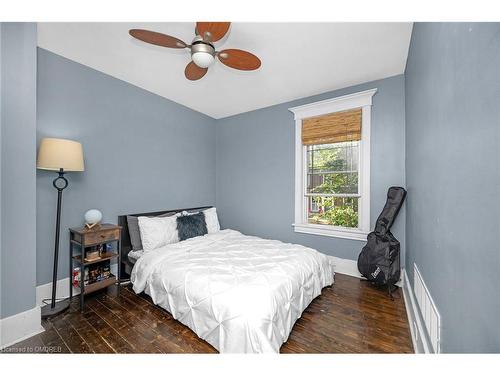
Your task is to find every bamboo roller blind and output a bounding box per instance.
[302,108,362,145]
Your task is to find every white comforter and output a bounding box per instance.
[131,229,334,353]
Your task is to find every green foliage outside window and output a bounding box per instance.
[308,197,359,228]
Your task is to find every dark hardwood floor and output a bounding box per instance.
[3,274,413,354]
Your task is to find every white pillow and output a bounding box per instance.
[138,214,180,251]
[181,207,220,234]
[203,207,220,234]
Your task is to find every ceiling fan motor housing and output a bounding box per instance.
[190,35,216,68]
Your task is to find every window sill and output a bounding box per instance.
[292,223,368,241]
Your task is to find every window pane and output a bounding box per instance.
[307,196,359,228]
[306,142,359,194]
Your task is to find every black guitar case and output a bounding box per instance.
[357,186,407,296]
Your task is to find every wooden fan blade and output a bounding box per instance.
[217,49,261,71]
[129,29,187,49]
[185,61,208,81]
[195,22,231,42]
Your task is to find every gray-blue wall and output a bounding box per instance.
[0,23,37,318]
[216,75,406,261]
[37,48,216,286]
[405,23,500,353]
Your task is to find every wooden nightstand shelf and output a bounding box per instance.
[69,224,122,312]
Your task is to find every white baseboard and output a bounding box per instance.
[329,256,403,287]
[0,306,44,349]
[401,269,430,353]
[36,276,79,307]
[36,263,118,306]
[329,256,364,278]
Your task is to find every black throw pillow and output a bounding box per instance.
[176,212,208,241]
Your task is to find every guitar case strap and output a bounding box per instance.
[374,187,407,235]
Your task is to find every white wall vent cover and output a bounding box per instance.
[413,264,441,353]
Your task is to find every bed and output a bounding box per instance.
[118,207,334,353]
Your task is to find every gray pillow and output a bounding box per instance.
[127,211,176,251]
[176,212,208,241]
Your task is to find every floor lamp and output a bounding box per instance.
[37,138,85,318]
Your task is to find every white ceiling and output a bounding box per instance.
[37,22,412,119]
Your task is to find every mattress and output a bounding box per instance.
[131,229,334,353]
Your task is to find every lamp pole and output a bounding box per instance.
[41,168,71,317]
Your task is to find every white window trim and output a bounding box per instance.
[289,88,377,241]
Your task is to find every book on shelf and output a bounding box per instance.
[73,260,112,288]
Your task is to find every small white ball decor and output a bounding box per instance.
[84,209,102,229]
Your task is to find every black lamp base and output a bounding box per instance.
[40,299,71,319]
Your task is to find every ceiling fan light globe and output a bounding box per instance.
[192,52,215,68]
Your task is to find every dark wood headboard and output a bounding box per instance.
[117,206,213,281]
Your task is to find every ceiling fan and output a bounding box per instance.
[129,22,261,81]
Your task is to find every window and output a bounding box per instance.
[289,89,376,240]
[307,141,360,228]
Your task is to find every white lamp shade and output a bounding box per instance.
[37,138,85,172]
[84,209,102,224]
[192,52,215,68]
